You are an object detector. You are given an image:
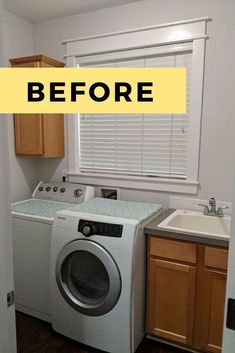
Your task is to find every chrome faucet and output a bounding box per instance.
[198,198,229,217]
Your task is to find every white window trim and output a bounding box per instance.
[65,17,210,194]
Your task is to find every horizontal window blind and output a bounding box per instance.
[79,52,192,178]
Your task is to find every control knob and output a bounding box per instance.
[46,186,51,192]
[74,189,82,198]
[82,224,97,237]
[53,187,58,192]
[38,186,43,192]
[60,187,66,193]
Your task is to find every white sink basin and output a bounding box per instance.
[158,209,230,239]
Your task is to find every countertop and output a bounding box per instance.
[144,208,229,248]
[69,197,163,222]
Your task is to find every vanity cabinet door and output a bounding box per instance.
[147,257,196,346]
[202,269,227,353]
[195,246,228,353]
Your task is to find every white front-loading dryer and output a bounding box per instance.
[50,198,163,353]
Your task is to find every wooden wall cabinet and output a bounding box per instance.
[147,236,228,353]
[10,55,65,158]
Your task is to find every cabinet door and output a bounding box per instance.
[42,115,64,157]
[14,115,43,155]
[203,270,227,353]
[147,258,196,346]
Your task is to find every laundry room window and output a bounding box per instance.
[65,18,208,193]
[78,51,191,179]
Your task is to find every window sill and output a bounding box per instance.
[68,172,199,194]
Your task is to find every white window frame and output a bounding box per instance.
[64,17,210,194]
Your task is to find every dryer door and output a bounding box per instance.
[56,239,121,316]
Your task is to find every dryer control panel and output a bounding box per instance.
[78,220,123,238]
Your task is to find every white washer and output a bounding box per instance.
[50,198,163,353]
[11,181,94,322]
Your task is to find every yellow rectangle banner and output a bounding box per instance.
[0,68,186,113]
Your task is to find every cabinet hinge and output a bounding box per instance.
[7,290,15,308]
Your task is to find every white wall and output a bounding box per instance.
[3,10,34,63]
[33,0,235,203]
[3,10,38,202]
[0,5,17,352]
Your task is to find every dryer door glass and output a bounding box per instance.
[56,239,121,316]
[62,250,109,305]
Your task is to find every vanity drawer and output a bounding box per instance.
[204,246,228,270]
[149,236,197,264]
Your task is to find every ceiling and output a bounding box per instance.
[4,0,142,23]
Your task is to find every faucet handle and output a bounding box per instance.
[217,205,230,217]
[218,205,230,210]
[198,204,209,215]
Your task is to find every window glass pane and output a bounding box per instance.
[79,51,192,179]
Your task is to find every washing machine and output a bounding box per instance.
[50,197,163,353]
[11,181,94,322]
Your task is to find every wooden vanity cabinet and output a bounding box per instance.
[10,55,65,157]
[147,236,228,353]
